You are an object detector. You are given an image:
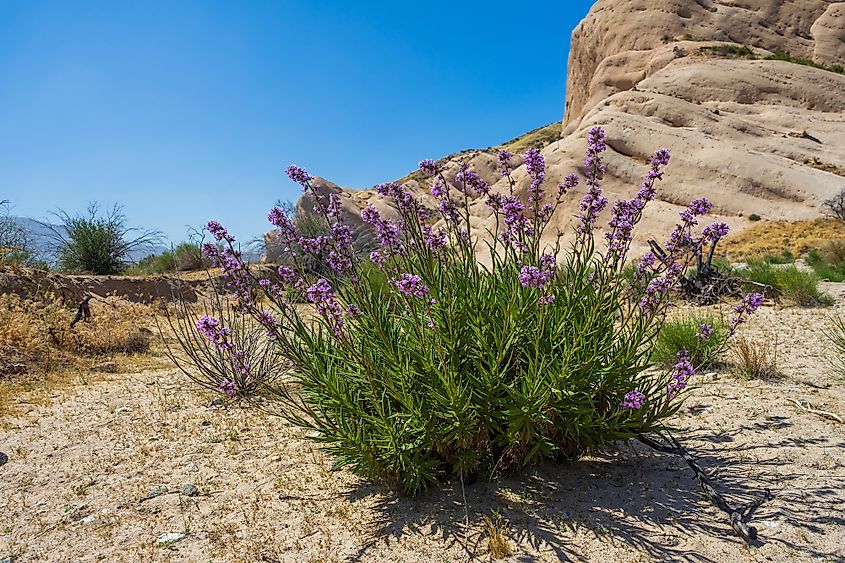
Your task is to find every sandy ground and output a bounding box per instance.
[2,287,844,562]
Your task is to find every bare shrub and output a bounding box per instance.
[822,189,845,222]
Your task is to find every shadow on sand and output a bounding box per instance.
[339,424,845,562]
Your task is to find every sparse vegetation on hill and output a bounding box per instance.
[721,218,845,259]
[127,242,208,276]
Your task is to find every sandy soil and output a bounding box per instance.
[2,287,844,562]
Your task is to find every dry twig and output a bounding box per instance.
[786,398,844,423]
[638,432,772,545]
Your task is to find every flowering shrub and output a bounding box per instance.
[162,287,285,398]
[198,126,762,493]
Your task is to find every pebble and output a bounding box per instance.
[208,397,224,408]
[79,515,96,524]
[114,407,132,415]
[180,484,198,497]
[144,486,168,500]
[183,463,198,473]
[157,532,185,544]
[1,556,13,563]
[0,452,8,467]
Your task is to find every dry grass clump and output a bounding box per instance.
[482,511,512,559]
[731,336,780,380]
[721,218,845,259]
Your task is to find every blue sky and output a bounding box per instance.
[0,1,594,243]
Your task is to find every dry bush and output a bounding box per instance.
[720,218,845,259]
[46,295,153,356]
[731,336,780,380]
[0,293,153,378]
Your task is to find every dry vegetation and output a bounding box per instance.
[0,293,162,415]
[721,218,845,259]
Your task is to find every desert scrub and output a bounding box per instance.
[653,313,728,368]
[738,259,833,306]
[699,44,755,58]
[162,287,285,398]
[805,243,845,282]
[196,127,763,494]
[0,293,152,377]
[731,336,779,380]
[45,295,153,356]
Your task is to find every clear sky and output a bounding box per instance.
[0,1,595,244]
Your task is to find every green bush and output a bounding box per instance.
[49,204,161,275]
[127,242,207,276]
[762,250,794,265]
[805,246,845,282]
[766,52,844,74]
[192,129,764,494]
[699,44,755,58]
[739,260,833,306]
[653,314,728,369]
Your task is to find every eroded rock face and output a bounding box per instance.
[284,0,845,259]
[565,0,845,125]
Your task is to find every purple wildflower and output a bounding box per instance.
[698,323,714,341]
[286,165,312,187]
[730,293,764,334]
[419,159,439,176]
[621,390,646,410]
[577,127,609,236]
[306,278,344,336]
[394,273,429,298]
[702,221,730,242]
[524,148,546,211]
[206,220,234,243]
[196,315,232,350]
[668,350,695,398]
[217,379,238,396]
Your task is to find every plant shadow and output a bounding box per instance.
[341,427,845,562]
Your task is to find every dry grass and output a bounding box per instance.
[731,336,780,380]
[483,511,512,559]
[0,293,163,415]
[721,218,845,259]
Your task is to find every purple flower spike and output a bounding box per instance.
[668,350,695,398]
[394,273,429,298]
[286,165,312,186]
[621,390,646,410]
[206,220,234,243]
[419,159,439,176]
[698,323,714,340]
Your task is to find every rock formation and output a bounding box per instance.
[283,0,845,258]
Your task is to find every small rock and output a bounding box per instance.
[180,484,198,497]
[208,397,224,408]
[114,406,132,415]
[1,555,14,563]
[183,463,198,473]
[0,452,8,467]
[157,532,185,544]
[93,361,117,373]
[79,515,96,524]
[143,486,168,500]
[200,420,211,427]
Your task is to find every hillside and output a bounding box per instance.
[297,0,845,256]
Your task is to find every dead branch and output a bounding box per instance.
[786,398,844,424]
[637,432,772,545]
